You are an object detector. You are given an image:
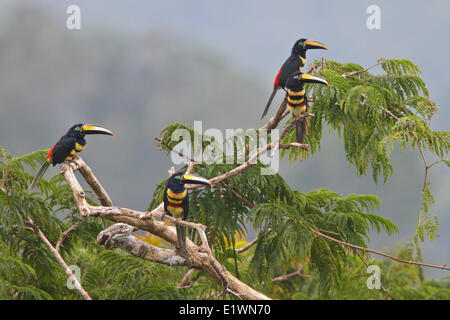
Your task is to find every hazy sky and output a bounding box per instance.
[3,0,447,126]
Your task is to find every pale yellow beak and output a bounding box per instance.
[304,40,328,50]
[300,74,329,87]
[181,174,212,187]
[81,125,114,136]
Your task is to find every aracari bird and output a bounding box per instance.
[261,38,328,119]
[163,172,212,253]
[285,72,329,143]
[28,124,114,192]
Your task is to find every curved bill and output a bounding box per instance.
[181,174,212,187]
[300,74,329,87]
[81,125,114,136]
[304,40,328,50]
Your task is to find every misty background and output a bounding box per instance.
[0,1,448,279]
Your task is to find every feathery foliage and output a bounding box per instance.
[148,58,448,298]
[1,59,448,300]
[287,59,448,241]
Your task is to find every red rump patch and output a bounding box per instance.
[168,203,183,208]
[288,101,306,108]
[273,68,282,88]
[47,145,55,160]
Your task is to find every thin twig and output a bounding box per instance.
[310,226,450,271]
[178,268,196,289]
[210,118,296,185]
[272,265,307,282]
[156,136,196,169]
[227,288,243,300]
[305,63,320,75]
[342,60,386,78]
[277,142,309,151]
[236,229,272,254]
[269,113,312,157]
[55,222,81,253]
[379,106,443,231]
[428,158,449,169]
[230,188,254,208]
[355,251,396,300]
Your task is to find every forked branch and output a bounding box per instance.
[61,156,270,300]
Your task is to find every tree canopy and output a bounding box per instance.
[1,58,449,300]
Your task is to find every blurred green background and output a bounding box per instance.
[0,1,448,279]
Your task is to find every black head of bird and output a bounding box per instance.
[291,38,328,56]
[68,123,115,137]
[47,123,114,165]
[28,123,114,192]
[166,172,212,198]
[164,172,212,219]
[285,72,329,111]
[287,72,330,88]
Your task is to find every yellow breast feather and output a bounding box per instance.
[288,105,306,117]
[167,189,187,200]
[287,89,305,96]
[287,96,304,104]
[75,143,85,151]
[167,205,184,218]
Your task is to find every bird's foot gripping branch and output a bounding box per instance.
[60,156,271,300]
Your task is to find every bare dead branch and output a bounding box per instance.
[71,157,113,206]
[61,157,271,300]
[97,223,188,267]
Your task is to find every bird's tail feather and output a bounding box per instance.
[261,88,278,119]
[28,162,49,193]
[295,118,309,144]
